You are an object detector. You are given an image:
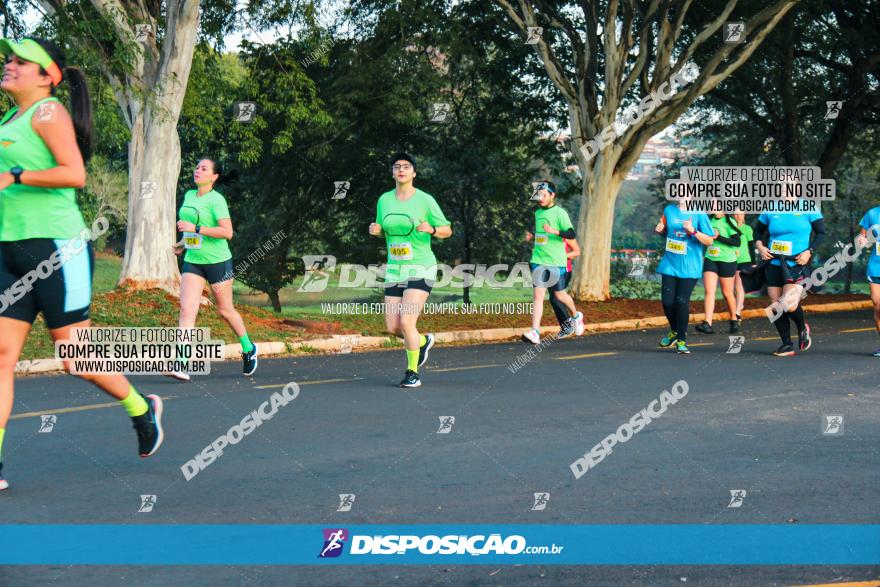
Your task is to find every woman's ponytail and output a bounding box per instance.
[62,66,93,163]
[31,39,93,163]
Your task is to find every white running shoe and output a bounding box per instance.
[165,371,190,382]
[521,328,541,344]
[573,311,585,336]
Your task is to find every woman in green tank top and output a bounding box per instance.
[0,38,164,491]
[167,157,258,381]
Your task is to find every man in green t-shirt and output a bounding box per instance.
[369,153,452,388]
[522,181,584,344]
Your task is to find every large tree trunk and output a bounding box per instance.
[118,114,184,290]
[569,154,625,301]
[85,0,200,292]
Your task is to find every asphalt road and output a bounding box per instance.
[1,310,878,586]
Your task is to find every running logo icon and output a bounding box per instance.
[531,492,550,511]
[234,102,257,123]
[38,415,57,433]
[629,256,648,277]
[319,528,348,558]
[525,26,543,44]
[332,181,350,200]
[299,255,336,292]
[822,414,844,435]
[437,416,455,434]
[429,103,450,123]
[337,494,356,512]
[37,102,58,122]
[140,181,157,200]
[138,494,156,513]
[339,335,357,354]
[726,336,745,354]
[728,490,746,508]
[825,101,842,120]
[724,22,744,43]
[134,24,152,42]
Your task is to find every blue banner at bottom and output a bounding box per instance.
[0,525,877,565]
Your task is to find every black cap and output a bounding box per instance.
[390,152,416,169]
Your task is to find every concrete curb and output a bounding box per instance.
[14,300,874,375]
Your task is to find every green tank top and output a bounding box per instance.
[0,97,86,240]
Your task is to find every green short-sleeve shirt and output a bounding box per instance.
[705,216,739,263]
[530,205,574,267]
[376,188,450,282]
[179,189,232,264]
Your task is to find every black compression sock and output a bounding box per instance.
[774,312,793,345]
[788,306,806,332]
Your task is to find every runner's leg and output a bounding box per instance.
[703,270,718,325]
[734,270,745,317]
[400,287,429,373]
[660,274,678,335]
[674,278,698,342]
[719,276,737,321]
[0,318,31,471]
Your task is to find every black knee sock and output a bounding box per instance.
[788,306,806,332]
[549,294,570,328]
[774,313,793,345]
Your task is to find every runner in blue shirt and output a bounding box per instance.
[655,203,715,353]
[857,206,880,356]
[754,210,825,356]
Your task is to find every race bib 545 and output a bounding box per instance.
[666,238,687,255]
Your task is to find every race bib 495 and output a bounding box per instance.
[389,242,413,261]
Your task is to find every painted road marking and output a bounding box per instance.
[686,342,714,347]
[839,327,876,333]
[255,377,362,389]
[11,396,180,420]
[10,378,362,420]
[433,364,501,373]
[791,582,880,587]
[555,352,617,361]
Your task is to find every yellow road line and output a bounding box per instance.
[686,342,714,347]
[791,582,880,587]
[255,377,361,389]
[555,352,617,361]
[433,364,500,373]
[839,327,876,333]
[12,377,361,420]
[752,336,778,341]
[11,396,180,420]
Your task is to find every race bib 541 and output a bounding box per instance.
[770,240,793,255]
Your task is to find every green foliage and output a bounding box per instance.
[78,156,129,252]
[610,278,662,300]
